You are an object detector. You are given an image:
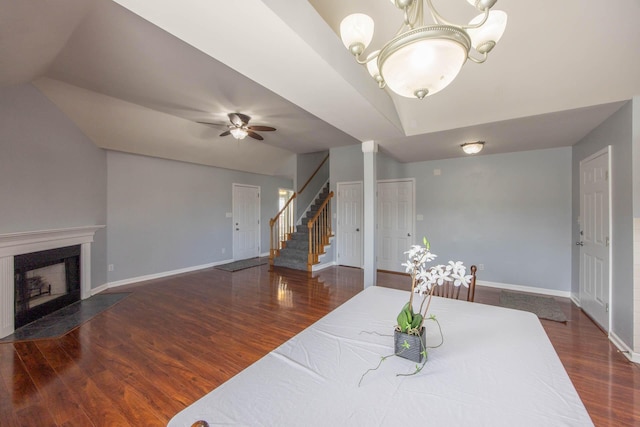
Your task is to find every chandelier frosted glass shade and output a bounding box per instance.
[340,13,374,55]
[378,26,471,99]
[467,10,507,53]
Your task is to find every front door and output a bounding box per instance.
[337,182,363,268]
[377,179,415,272]
[233,184,260,260]
[579,147,611,330]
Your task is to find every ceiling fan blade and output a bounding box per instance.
[219,130,231,137]
[247,131,264,141]
[247,125,276,132]
[197,121,226,128]
[229,113,251,126]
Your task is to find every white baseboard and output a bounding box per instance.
[609,331,640,364]
[312,261,336,272]
[90,283,110,296]
[476,280,572,299]
[570,294,581,307]
[105,259,232,289]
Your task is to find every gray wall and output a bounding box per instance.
[402,148,572,291]
[329,144,573,291]
[295,151,329,221]
[572,101,634,346]
[107,151,291,282]
[0,84,108,288]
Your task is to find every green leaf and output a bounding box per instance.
[423,236,430,251]
[397,310,410,332]
[411,313,423,329]
[402,340,410,349]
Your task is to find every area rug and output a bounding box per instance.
[0,293,130,343]
[499,291,568,323]
[215,257,268,272]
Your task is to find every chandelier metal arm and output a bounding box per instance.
[461,8,490,30]
[424,0,490,29]
[354,50,380,66]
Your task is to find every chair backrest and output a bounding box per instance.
[431,265,477,302]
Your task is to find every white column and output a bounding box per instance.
[81,242,92,299]
[362,141,378,288]
[0,257,14,338]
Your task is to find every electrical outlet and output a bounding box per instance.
[478,264,484,271]
[108,264,114,272]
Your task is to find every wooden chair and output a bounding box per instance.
[431,265,477,302]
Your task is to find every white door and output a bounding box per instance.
[233,184,260,260]
[337,182,363,268]
[579,147,610,330]
[377,180,414,272]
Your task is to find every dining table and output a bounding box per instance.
[169,286,593,426]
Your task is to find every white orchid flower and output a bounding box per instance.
[451,271,472,288]
[423,251,437,263]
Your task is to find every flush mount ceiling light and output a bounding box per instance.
[340,0,507,99]
[461,141,484,154]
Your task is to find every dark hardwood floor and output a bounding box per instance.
[1,265,638,426]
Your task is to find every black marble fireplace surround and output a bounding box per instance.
[14,245,81,329]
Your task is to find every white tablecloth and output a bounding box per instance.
[169,286,593,426]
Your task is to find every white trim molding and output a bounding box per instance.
[0,225,104,338]
[105,259,230,290]
[476,280,572,299]
[609,331,640,364]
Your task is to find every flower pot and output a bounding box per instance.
[394,328,426,363]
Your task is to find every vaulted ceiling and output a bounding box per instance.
[1,0,638,177]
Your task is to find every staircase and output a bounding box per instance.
[272,183,332,271]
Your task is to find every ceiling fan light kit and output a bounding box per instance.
[230,127,248,140]
[340,0,507,99]
[461,141,484,154]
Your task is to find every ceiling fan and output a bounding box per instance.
[198,113,276,141]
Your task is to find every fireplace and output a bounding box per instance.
[0,226,104,338]
[14,245,81,329]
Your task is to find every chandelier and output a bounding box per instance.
[339,0,507,99]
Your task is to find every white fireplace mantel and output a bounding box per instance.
[0,225,105,338]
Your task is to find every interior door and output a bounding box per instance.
[579,147,610,330]
[337,182,363,268]
[233,184,260,260]
[377,180,414,272]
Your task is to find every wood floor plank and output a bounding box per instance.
[1,265,638,426]
[13,341,86,425]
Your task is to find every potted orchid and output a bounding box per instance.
[359,237,473,385]
[394,236,473,364]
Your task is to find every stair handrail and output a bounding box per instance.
[307,191,334,269]
[297,154,329,194]
[269,154,329,265]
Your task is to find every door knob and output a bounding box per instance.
[576,241,584,246]
[356,228,360,232]
[236,228,239,231]
[407,233,411,237]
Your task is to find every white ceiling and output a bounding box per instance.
[2,0,639,176]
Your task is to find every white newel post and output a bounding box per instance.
[0,225,105,338]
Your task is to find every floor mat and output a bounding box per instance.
[499,290,567,323]
[215,257,268,272]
